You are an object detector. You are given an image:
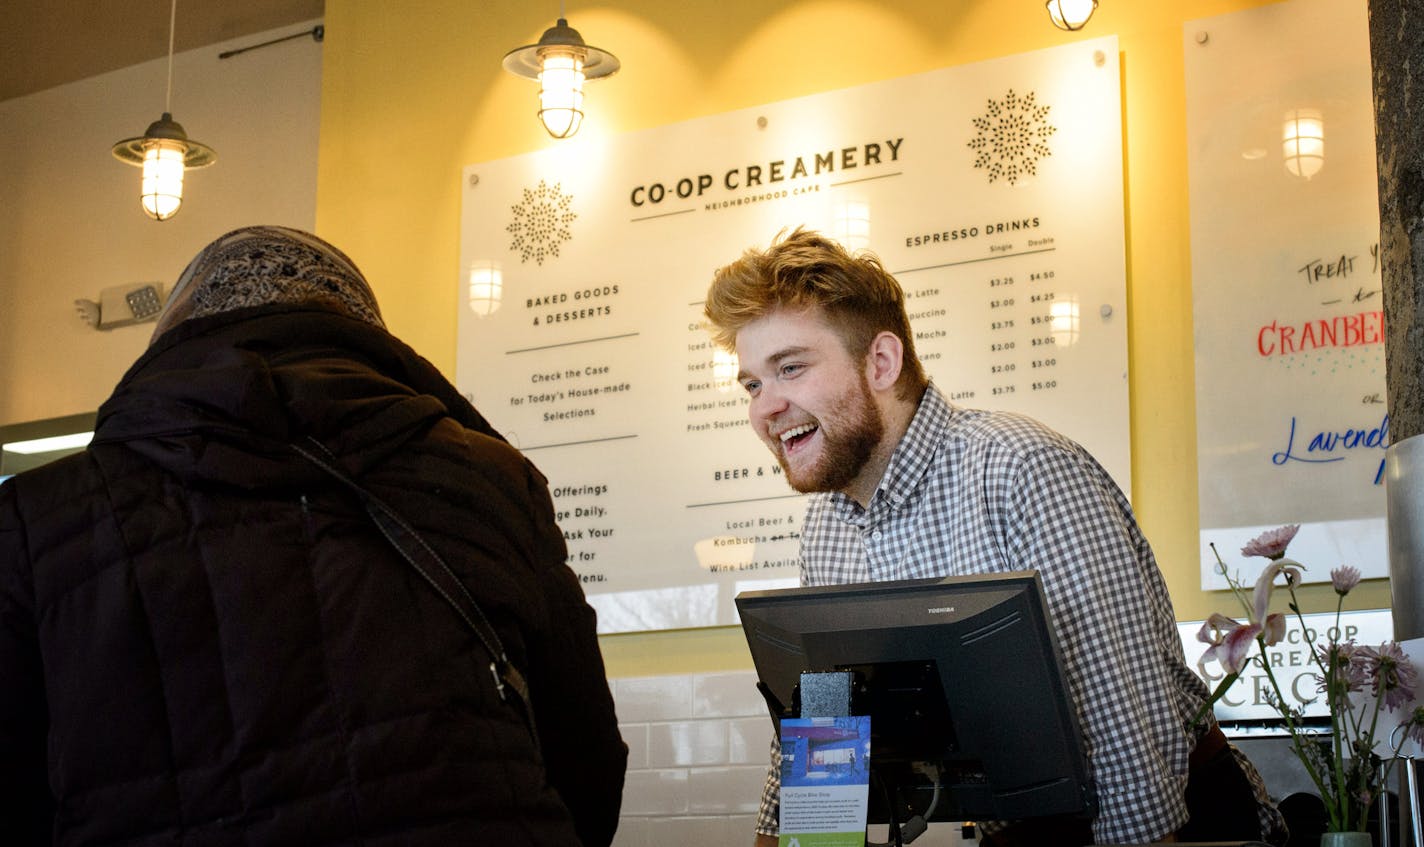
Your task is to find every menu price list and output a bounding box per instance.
[902,239,1075,406]
[684,308,751,435]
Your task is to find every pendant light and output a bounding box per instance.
[502,8,620,139]
[1046,0,1099,31]
[111,0,216,220]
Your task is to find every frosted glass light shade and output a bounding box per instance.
[538,51,586,139]
[1047,0,1098,31]
[712,349,739,393]
[141,141,186,220]
[1283,109,1325,180]
[1051,300,1080,347]
[468,262,504,316]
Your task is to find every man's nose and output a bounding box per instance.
[750,382,789,420]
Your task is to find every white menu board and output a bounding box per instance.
[458,36,1129,632]
[1186,0,1385,589]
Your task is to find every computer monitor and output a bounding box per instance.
[735,571,1096,829]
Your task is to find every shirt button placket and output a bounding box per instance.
[864,528,884,578]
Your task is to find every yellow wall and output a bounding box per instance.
[315,0,1391,677]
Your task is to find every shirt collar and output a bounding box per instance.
[829,382,951,522]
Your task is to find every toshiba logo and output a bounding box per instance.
[927,606,955,614]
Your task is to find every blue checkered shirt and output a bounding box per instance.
[754,384,1284,844]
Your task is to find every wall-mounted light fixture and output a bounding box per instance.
[111,0,215,220]
[503,14,620,139]
[1046,0,1099,31]
[1282,109,1325,180]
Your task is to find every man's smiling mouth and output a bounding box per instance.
[778,422,819,452]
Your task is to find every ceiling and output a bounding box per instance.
[1,0,324,102]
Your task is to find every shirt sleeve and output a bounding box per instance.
[755,734,781,835]
[999,442,1190,844]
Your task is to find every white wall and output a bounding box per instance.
[0,19,323,426]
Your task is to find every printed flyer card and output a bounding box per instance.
[778,716,871,847]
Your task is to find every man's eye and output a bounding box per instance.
[742,380,761,395]
[780,363,804,377]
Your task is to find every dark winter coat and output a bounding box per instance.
[0,305,627,846]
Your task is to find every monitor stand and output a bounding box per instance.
[790,670,932,847]
[797,670,854,719]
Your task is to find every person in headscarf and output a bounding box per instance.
[150,225,385,338]
[0,226,627,846]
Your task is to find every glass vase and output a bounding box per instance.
[1319,832,1372,847]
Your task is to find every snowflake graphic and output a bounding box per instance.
[967,89,1057,186]
[506,179,576,265]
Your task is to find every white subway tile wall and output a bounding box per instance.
[611,671,768,847]
[610,671,979,846]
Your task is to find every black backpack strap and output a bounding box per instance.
[290,437,536,746]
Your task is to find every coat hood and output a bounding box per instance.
[95,304,502,489]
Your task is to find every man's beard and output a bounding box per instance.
[778,373,885,494]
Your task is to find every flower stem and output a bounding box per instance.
[1253,636,1339,828]
[1212,542,1251,616]
[1191,672,1238,728]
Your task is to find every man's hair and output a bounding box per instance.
[704,227,928,401]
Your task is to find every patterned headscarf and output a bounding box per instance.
[151,226,385,343]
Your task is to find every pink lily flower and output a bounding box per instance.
[1197,614,1264,676]
[1197,558,1302,677]
[1252,557,1303,636]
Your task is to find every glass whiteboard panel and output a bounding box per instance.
[1186,0,1384,589]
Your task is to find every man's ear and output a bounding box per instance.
[864,331,904,392]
